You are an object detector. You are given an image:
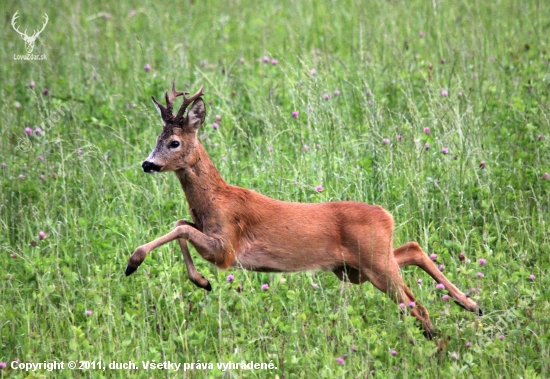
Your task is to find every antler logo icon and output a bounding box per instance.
[11,11,49,54]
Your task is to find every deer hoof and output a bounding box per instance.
[125,265,138,276]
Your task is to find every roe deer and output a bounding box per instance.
[126,82,482,339]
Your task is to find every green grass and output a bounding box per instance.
[1,0,550,377]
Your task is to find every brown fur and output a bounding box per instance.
[127,84,481,339]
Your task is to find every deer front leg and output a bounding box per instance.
[174,220,212,291]
[125,224,224,290]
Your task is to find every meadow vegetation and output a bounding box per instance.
[1,0,549,377]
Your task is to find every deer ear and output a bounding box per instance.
[185,98,206,130]
[151,96,170,125]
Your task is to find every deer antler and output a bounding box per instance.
[165,81,187,116]
[175,85,204,122]
[152,82,204,125]
[152,81,186,124]
[11,11,28,39]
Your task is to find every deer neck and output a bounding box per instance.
[174,142,227,211]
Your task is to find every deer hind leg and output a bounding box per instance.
[364,265,436,339]
[393,242,482,316]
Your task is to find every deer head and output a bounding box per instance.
[11,11,49,54]
[142,83,206,173]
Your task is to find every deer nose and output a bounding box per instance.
[142,161,163,173]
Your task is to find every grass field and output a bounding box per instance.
[1,0,550,377]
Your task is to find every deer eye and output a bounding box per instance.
[169,141,180,149]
